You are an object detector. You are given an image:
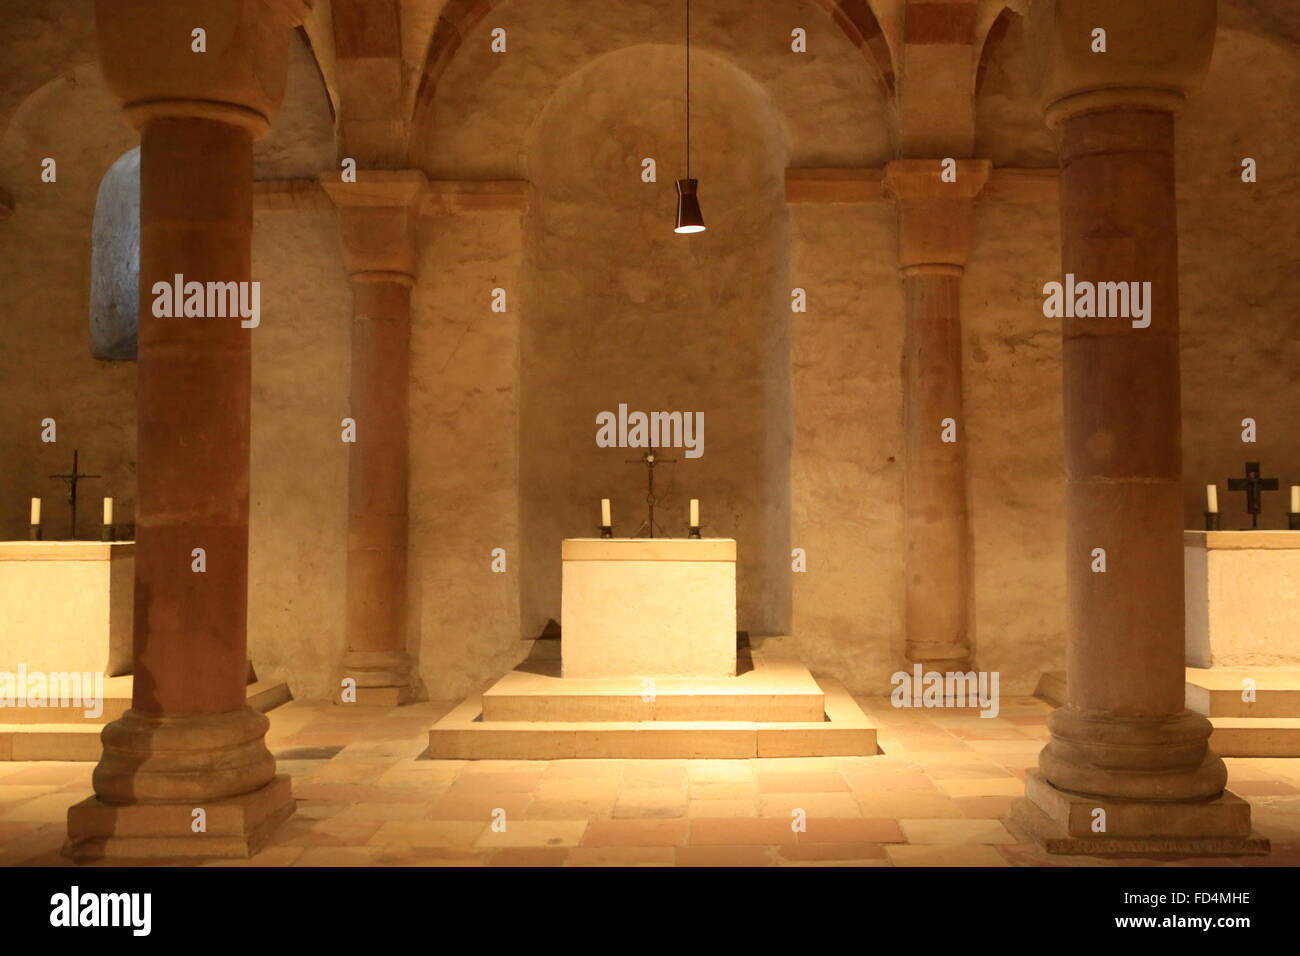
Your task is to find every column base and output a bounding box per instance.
[339,649,418,706]
[340,684,419,707]
[63,774,294,861]
[1008,769,1269,856]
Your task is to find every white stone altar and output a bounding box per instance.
[1185,531,1300,668]
[0,541,134,676]
[560,537,737,679]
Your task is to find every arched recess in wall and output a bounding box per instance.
[89,146,139,361]
[517,44,793,639]
[410,0,895,648]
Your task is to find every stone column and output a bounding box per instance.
[67,0,299,860]
[1012,0,1264,854]
[321,172,427,706]
[884,160,989,673]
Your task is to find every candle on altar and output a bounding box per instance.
[600,498,611,527]
[690,499,699,527]
[1291,486,1299,514]
[1206,484,1218,514]
[29,497,40,525]
[103,497,113,525]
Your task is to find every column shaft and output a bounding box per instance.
[902,269,971,667]
[344,275,412,676]
[321,171,428,701]
[1040,107,1223,800]
[133,116,253,716]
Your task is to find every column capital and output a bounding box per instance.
[1040,0,1216,128]
[883,159,991,271]
[320,170,429,279]
[95,0,294,137]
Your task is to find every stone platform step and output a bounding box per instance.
[1036,668,1300,756]
[0,679,292,760]
[1034,671,1067,708]
[1185,667,1300,718]
[1186,667,1300,756]
[482,657,824,722]
[429,676,876,759]
[1206,718,1300,757]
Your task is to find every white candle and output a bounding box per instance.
[1291,486,1299,514]
[600,498,611,527]
[103,497,113,525]
[1206,484,1218,514]
[29,497,39,525]
[690,499,699,527]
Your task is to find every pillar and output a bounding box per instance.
[885,160,989,672]
[66,0,301,860]
[321,172,428,706]
[1011,0,1265,854]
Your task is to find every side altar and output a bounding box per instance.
[0,541,134,677]
[1184,530,1300,668]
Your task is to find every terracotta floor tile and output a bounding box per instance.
[689,817,798,846]
[756,772,850,793]
[759,793,863,818]
[541,760,625,780]
[473,819,588,848]
[687,798,760,818]
[369,819,486,847]
[777,842,891,862]
[900,818,1018,845]
[843,770,937,792]
[675,845,775,867]
[857,792,965,819]
[522,797,616,819]
[569,846,675,866]
[954,795,1019,818]
[452,769,546,793]
[935,778,1026,798]
[612,787,688,819]
[582,819,690,847]
[486,847,571,866]
[886,844,1013,866]
[428,790,531,822]
[798,818,905,844]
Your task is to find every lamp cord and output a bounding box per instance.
[685,0,690,179]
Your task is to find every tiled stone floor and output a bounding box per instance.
[2,695,1298,866]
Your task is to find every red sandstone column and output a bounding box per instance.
[66,0,300,860]
[321,172,427,705]
[884,160,989,672]
[1015,0,1261,853]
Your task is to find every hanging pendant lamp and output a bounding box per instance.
[674,0,705,234]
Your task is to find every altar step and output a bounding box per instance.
[1187,667,1300,757]
[482,658,826,722]
[430,661,876,759]
[0,679,292,761]
[1035,668,1300,757]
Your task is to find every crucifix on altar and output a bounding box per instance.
[624,448,677,538]
[48,449,100,540]
[1227,460,1279,529]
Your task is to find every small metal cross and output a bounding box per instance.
[48,449,100,540]
[624,448,677,538]
[1227,460,1278,529]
